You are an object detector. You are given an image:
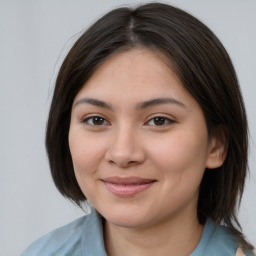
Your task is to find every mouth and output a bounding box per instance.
[101,176,156,197]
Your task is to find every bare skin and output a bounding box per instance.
[69,48,226,256]
[104,199,203,256]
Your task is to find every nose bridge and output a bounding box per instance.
[105,122,145,167]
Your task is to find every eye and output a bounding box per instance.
[82,116,110,126]
[146,116,174,126]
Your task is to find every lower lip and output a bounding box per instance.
[103,181,155,197]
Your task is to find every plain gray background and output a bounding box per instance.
[1,1,255,255]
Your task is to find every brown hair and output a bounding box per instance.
[46,3,253,252]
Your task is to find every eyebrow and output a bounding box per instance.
[136,97,186,109]
[74,98,113,109]
[74,97,186,110]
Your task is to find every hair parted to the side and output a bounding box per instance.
[45,2,253,253]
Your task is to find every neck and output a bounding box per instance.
[104,212,204,256]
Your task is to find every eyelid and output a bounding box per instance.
[79,113,175,127]
[145,115,175,126]
[81,115,110,126]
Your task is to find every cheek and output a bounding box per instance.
[68,129,106,179]
[147,132,209,214]
[68,130,109,200]
[149,130,209,186]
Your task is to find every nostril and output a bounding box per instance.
[127,161,139,166]
[107,158,140,168]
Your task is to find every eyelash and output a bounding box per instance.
[81,115,175,127]
[82,116,110,126]
[145,116,175,126]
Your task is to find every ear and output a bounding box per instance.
[206,128,228,169]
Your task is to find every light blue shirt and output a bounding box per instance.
[21,208,251,256]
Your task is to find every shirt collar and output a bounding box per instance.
[82,208,107,256]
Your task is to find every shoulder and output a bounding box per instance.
[21,216,86,256]
[191,219,253,256]
[21,211,106,256]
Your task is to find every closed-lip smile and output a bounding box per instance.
[101,176,156,197]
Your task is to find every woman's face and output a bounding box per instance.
[69,48,218,228]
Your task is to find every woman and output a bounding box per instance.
[22,3,254,256]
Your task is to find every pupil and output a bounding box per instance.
[93,117,104,125]
[154,117,165,125]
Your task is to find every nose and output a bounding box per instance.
[104,125,146,168]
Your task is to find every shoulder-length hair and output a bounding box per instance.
[46,2,253,252]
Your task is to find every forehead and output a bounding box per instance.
[74,48,191,102]
[77,48,174,90]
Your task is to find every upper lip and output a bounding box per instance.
[102,176,156,185]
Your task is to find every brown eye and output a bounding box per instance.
[82,116,109,126]
[153,117,166,126]
[92,117,105,125]
[146,116,174,126]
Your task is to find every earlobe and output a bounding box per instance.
[206,134,228,169]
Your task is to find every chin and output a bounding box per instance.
[101,206,155,229]
[108,216,150,229]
